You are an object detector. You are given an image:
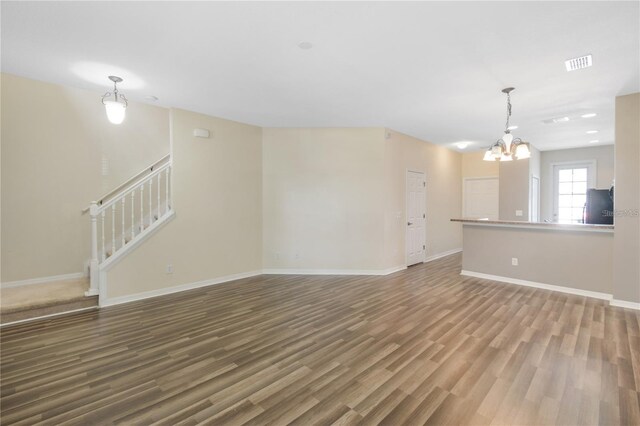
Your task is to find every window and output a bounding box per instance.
[557,167,587,223]
[552,161,595,224]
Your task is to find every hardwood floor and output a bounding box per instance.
[1,253,639,425]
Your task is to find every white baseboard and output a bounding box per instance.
[383,265,408,275]
[1,272,86,289]
[261,249,462,277]
[610,299,640,310]
[262,265,406,276]
[100,270,263,307]
[0,306,98,327]
[460,270,613,301]
[102,252,467,307]
[425,248,462,263]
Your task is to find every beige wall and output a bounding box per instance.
[462,151,499,178]
[105,108,263,300]
[383,130,462,268]
[462,225,613,294]
[540,145,615,222]
[1,73,169,282]
[262,128,387,271]
[261,128,462,273]
[499,158,531,221]
[613,93,640,304]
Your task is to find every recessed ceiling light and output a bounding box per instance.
[507,125,518,130]
[581,113,597,118]
[586,130,599,134]
[565,54,592,72]
[552,116,570,123]
[455,142,471,150]
[589,140,599,144]
[145,95,159,102]
[297,41,313,50]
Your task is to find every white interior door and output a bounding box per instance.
[406,171,426,266]
[463,177,499,219]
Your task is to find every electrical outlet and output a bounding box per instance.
[511,258,518,266]
[515,210,523,217]
[166,264,173,274]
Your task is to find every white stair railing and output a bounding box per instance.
[86,161,173,296]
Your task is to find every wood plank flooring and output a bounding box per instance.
[1,253,639,425]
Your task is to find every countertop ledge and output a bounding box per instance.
[451,218,614,232]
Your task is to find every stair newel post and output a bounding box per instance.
[87,202,100,296]
[157,174,161,219]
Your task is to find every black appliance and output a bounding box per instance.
[583,188,614,224]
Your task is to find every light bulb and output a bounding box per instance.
[483,149,495,161]
[104,101,126,124]
[491,144,503,158]
[515,143,531,159]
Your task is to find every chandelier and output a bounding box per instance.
[483,87,531,161]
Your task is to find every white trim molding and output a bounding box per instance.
[425,248,462,263]
[610,299,640,310]
[102,265,412,308]
[461,270,639,311]
[0,306,98,327]
[100,270,263,307]
[460,270,613,301]
[262,265,407,276]
[1,272,86,289]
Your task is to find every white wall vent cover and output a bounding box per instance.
[565,54,593,71]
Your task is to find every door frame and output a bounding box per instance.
[551,160,597,222]
[462,176,499,219]
[530,175,540,222]
[406,169,426,266]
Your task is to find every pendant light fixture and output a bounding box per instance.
[102,76,128,124]
[483,87,531,161]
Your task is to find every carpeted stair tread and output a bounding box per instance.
[1,278,92,313]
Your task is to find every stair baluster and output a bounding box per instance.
[111,204,116,256]
[166,168,170,213]
[101,211,105,262]
[148,179,152,224]
[121,197,125,247]
[140,184,144,229]
[131,190,135,241]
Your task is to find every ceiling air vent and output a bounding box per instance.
[565,54,592,72]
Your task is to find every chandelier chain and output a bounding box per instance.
[505,92,512,132]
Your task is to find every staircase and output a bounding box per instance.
[1,277,98,324]
[87,154,174,298]
[1,155,173,325]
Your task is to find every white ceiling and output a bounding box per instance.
[2,2,639,151]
